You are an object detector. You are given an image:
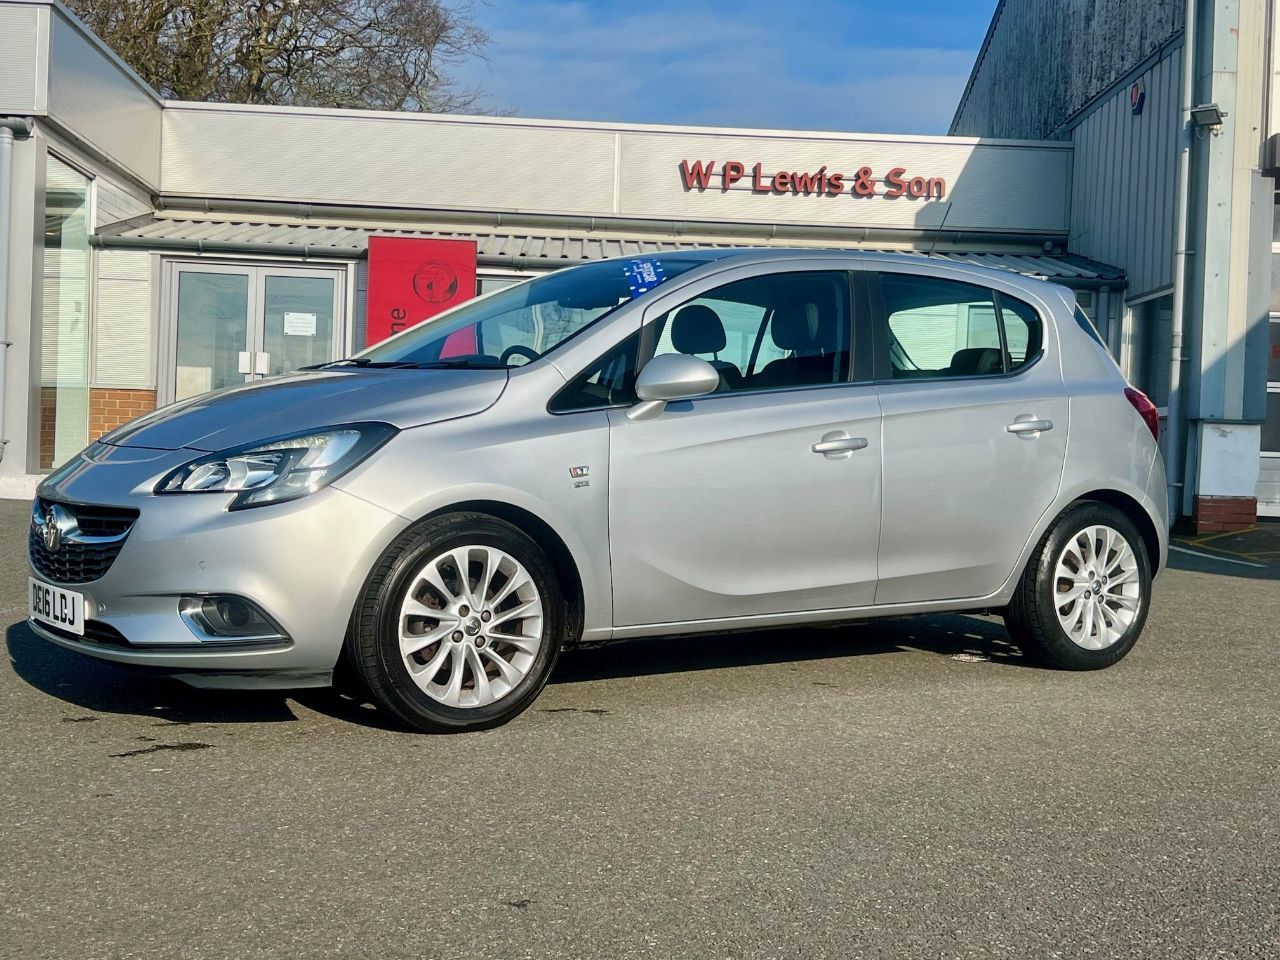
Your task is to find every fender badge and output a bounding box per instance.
[568,466,589,478]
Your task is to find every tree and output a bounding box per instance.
[64,0,492,113]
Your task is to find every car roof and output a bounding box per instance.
[644,247,1069,300]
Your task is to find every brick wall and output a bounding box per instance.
[1191,495,1258,534]
[88,388,157,442]
[38,387,57,470]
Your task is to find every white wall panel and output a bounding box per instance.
[0,3,41,113]
[617,132,1070,235]
[1068,47,1181,298]
[162,107,618,216]
[162,105,1072,237]
[92,250,152,388]
[96,176,152,227]
[46,10,161,187]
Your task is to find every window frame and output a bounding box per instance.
[866,269,1046,384]
[548,266,873,415]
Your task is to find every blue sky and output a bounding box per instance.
[453,0,997,134]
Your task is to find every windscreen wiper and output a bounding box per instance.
[311,358,421,369]
[406,358,506,369]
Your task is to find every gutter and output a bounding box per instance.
[0,117,34,466]
[1166,0,1196,523]
[151,195,1071,248]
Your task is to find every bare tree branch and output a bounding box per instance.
[63,0,496,113]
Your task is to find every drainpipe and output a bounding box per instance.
[1166,0,1197,525]
[0,117,34,466]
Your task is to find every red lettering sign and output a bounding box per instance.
[365,237,478,347]
[678,161,944,200]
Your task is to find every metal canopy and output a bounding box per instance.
[94,215,1125,283]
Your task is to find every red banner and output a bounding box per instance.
[365,237,478,347]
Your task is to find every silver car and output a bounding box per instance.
[28,250,1167,732]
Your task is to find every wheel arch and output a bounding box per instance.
[423,499,587,645]
[1073,488,1163,575]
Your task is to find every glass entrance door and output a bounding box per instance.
[169,263,343,402]
[261,271,338,376]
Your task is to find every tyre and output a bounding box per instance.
[348,512,565,732]
[1005,502,1152,670]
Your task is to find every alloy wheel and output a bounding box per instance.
[398,545,544,708]
[1052,524,1141,650]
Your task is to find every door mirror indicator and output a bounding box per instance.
[628,353,721,420]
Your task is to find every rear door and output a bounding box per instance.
[870,268,1069,604]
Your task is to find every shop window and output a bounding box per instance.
[38,156,93,469]
[1272,253,1280,312]
[1265,320,1280,455]
[477,276,526,296]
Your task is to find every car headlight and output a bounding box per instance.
[156,422,397,509]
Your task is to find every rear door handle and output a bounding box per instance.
[812,431,868,459]
[1006,415,1054,437]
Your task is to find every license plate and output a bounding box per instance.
[28,578,85,637]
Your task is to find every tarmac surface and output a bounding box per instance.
[2,498,1277,960]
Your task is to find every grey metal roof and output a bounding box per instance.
[94,215,1125,282]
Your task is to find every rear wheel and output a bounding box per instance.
[1005,502,1152,669]
[349,513,564,732]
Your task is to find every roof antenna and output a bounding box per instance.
[924,200,954,260]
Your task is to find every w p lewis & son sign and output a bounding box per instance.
[679,160,946,200]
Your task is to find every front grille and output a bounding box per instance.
[29,497,139,584]
[36,619,132,648]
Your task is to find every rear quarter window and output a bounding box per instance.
[1073,304,1108,350]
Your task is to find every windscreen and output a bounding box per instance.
[355,256,720,369]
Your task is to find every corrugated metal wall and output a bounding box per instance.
[1067,46,1181,300]
[92,249,152,389]
[951,0,1184,140]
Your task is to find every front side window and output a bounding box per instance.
[879,273,1043,379]
[651,271,852,393]
[356,256,721,369]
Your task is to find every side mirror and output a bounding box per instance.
[628,353,720,421]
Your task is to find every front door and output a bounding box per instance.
[168,263,344,401]
[607,267,882,628]
[870,269,1069,604]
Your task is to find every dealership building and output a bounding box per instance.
[0,0,1276,528]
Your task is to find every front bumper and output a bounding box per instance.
[29,443,409,688]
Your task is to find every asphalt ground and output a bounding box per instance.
[1,498,1277,960]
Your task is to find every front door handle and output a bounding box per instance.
[812,431,869,459]
[1006,415,1054,437]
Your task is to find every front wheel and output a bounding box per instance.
[1005,502,1152,670]
[349,513,565,732]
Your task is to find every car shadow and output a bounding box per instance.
[4,620,405,730]
[6,612,1030,728]
[551,612,1030,684]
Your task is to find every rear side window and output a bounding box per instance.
[877,273,1044,379]
[999,294,1045,371]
